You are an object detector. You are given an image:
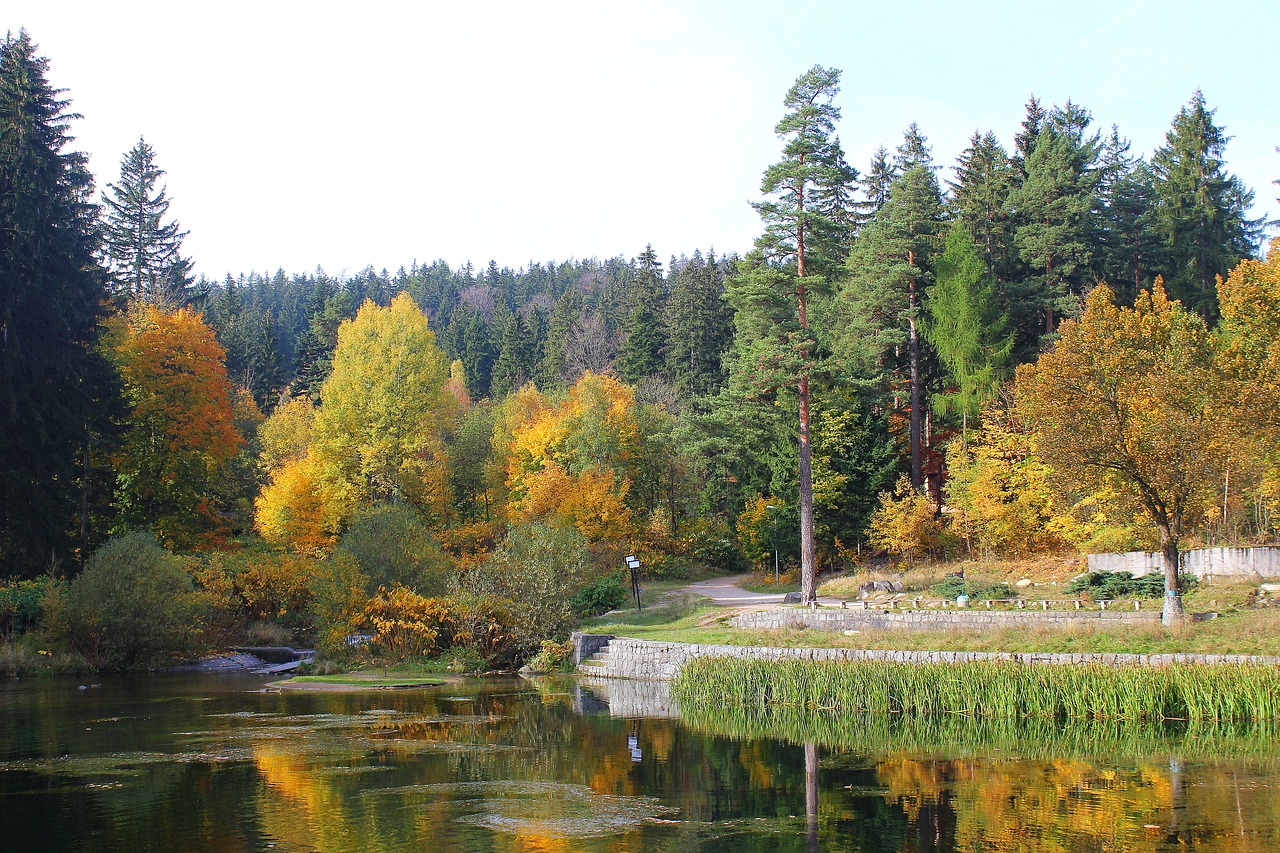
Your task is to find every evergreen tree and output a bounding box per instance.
[616,244,666,383]
[537,287,581,389]
[924,224,1013,440]
[894,122,933,172]
[1094,128,1164,303]
[735,64,858,602]
[947,131,1017,285]
[460,308,495,398]
[1011,95,1046,180]
[1151,90,1261,318]
[489,303,526,398]
[664,251,734,398]
[0,31,118,574]
[102,137,192,307]
[1006,114,1099,350]
[858,146,896,221]
[841,165,945,489]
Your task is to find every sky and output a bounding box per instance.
[9,0,1279,280]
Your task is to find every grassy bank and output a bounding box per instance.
[590,606,1280,657]
[673,657,1280,723]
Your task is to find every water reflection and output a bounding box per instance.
[1,674,1279,851]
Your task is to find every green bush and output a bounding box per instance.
[336,504,451,596]
[933,576,1013,601]
[570,573,628,617]
[462,522,589,651]
[0,578,46,639]
[1067,570,1193,600]
[61,532,205,669]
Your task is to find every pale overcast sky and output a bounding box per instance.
[9,0,1279,279]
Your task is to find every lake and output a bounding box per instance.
[1,672,1278,851]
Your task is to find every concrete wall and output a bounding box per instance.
[1088,547,1280,578]
[730,607,1159,632]
[580,636,1280,681]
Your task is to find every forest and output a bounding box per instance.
[2,31,1278,668]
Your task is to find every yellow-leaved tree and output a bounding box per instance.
[1016,281,1229,624]
[502,372,639,541]
[256,293,454,549]
[1215,239,1280,538]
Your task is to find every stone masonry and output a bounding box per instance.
[575,634,1280,681]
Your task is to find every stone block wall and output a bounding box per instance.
[729,607,1159,632]
[580,636,1280,681]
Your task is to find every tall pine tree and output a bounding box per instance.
[733,65,857,602]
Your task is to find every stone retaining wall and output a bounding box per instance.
[1088,547,1280,578]
[730,607,1158,632]
[579,636,1280,681]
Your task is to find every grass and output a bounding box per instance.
[673,657,1280,723]
[589,594,1280,657]
[277,672,448,688]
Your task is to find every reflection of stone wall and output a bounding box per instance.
[1088,547,1280,578]
[581,637,1280,681]
[731,607,1158,632]
[576,678,678,718]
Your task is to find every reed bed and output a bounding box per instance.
[672,657,1280,724]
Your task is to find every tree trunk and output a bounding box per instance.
[907,263,922,490]
[1160,530,1185,625]
[799,372,816,603]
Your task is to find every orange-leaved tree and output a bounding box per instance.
[502,372,639,540]
[1016,281,1229,624]
[108,306,242,549]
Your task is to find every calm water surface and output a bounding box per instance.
[1,672,1278,851]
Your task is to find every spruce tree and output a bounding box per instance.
[617,245,666,383]
[0,31,118,573]
[1151,90,1261,318]
[1006,111,1099,351]
[1094,128,1164,303]
[841,165,945,489]
[858,146,896,221]
[734,64,857,602]
[947,131,1017,285]
[102,137,192,307]
[664,251,733,398]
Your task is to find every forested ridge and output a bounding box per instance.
[3,33,1278,666]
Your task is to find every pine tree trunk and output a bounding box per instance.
[799,373,816,603]
[907,264,923,490]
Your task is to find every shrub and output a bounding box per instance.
[0,578,46,639]
[932,576,1013,601]
[463,522,590,650]
[363,586,457,662]
[308,552,371,656]
[869,477,955,561]
[1066,570,1194,600]
[61,532,205,669]
[570,573,628,617]
[522,638,575,673]
[337,504,452,596]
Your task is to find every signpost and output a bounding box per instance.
[625,554,642,611]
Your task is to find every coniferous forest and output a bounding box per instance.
[3,31,1278,667]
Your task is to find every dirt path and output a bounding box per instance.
[683,575,787,606]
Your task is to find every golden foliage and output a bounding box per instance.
[869,476,949,561]
[258,396,315,473]
[1016,281,1228,555]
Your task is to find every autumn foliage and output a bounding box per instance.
[108,306,242,548]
